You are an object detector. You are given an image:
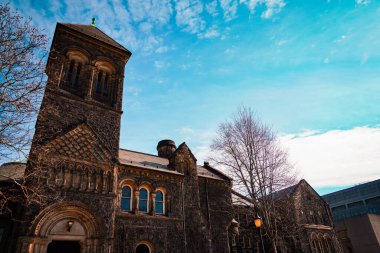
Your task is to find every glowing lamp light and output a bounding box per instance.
[254,217,263,228]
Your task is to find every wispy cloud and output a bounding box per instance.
[199,25,220,39]
[356,0,371,5]
[240,0,286,18]
[206,0,219,17]
[220,0,238,21]
[175,0,206,34]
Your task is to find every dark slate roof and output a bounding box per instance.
[231,190,253,206]
[0,162,26,181]
[272,183,299,201]
[59,23,130,53]
[44,123,113,164]
[118,149,228,180]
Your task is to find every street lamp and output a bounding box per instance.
[254,215,266,253]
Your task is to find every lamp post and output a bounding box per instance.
[254,216,266,253]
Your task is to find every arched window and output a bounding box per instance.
[136,243,150,253]
[155,190,164,214]
[65,59,82,87]
[95,71,110,96]
[93,60,115,105]
[74,63,81,86]
[64,50,88,90]
[121,186,132,212]
[66,60,74,82]
[139,188,149,213]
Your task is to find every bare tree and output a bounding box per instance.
[0,3,47,163]
[0,3,52,216]
[210,107,298,253]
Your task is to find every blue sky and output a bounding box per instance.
[8,0,380,194]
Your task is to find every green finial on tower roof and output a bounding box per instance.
[91,17,96,27]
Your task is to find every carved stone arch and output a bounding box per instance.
[64,46,91,64]
[94,57,116,74]
[138,181,154,192]
[34,204,99,238]
[119,178,137,189]
[135,240,154,253]
[26,201,103,253]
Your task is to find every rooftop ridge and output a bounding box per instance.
[59,23,130,53]
[119,148,163,159]
[323,178,380,197]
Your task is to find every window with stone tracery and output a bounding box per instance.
[61,50,88,96]
[93,60,116,106]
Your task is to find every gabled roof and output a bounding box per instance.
[272,184,299,201]
[273,179,325,203]
[171,142,197,162]
[118,148,228,180]
[44,123,113,165]
[59,23,130,53]
[232,190,254,207]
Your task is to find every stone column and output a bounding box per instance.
[80,169,87,191]
[150,192,156,215]
[133,189,140,214]
[95,169,101,192]
[86,66,97,99]
[87,170,92,192]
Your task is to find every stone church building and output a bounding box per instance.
[0,23,342,253]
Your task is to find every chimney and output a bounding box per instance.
[157,140,176,159]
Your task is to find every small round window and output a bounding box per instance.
[136,243,150,253]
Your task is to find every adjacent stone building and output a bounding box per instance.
[0,23,342,253]
[230,180,342,253]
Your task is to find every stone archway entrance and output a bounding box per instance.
[22,201,110,253]
[47,240,81,253]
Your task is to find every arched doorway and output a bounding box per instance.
[27,201,102,253]
[136,243,150,253]
[47,240,80,253]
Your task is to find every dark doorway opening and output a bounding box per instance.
[47,240,81,253]
[136,244,150,253]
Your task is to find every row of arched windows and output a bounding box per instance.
[120,185,166,215]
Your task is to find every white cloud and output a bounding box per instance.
[127,0,173,25]
[361,52,369,65]
[220,0,238,21]
[175,0,206,35]
[199,25,220,39]
[154,61,168,69]
[155,46,169,53]
[356,0,371,5]
[261,0,286,19]
[280,126,380,187]
[206,0,219,16]
[12,0,288,54]
[240,0,285,19]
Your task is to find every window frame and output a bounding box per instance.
[155,190,165,215]
[121,185,133,212]
[138,187,149,213]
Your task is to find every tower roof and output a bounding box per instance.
[59,23,130,53]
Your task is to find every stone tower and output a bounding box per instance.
[32,23,131,155]
[17,23,131,253]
